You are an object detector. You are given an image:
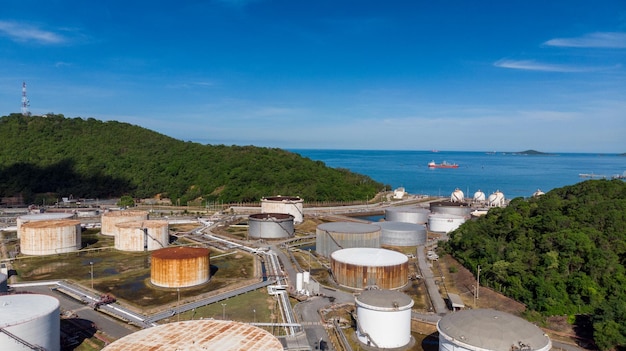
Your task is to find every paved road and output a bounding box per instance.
[416,245,448,315]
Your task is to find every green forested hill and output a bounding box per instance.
[446,179,626,350]
[0,114,386,204]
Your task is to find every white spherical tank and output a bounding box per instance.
[488,191,506,207]
[473,190,486,202]
[102,320,284,351]
[17,212,75,238]
[115,220,169,251]
[377,221,427,247]
[0,294,60,351]
[248,213,295,239]
[101,210,149,236]
[428,213,466,233]
[451,188,465,202]
[261,196,304,224]
[355,289,414,349]
[331,248,408,290]
[532,189,545,198]
[384,206,430,224]
[437,309,551,351]
[20,220,82,255]
[316,222,381,257]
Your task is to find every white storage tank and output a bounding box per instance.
[0,294,60,351]
[438,309,551,351]
[430,201,472,217]
[115,220,169,251]
[248,213,295,239]
[331,248,408,290]
[261,196,304,224]
[355,289,414,349]
[17,212,75,238]
[377,221,427,247]
[488,190,506,207]
[451,188,465,202]
[102,320,283,351]
[384,206,430,224]
[101,210,149,236]
[428,213,466,233]
[316,222,381,257]
[532,189,545,198]
[473,190,486,202]
[20,220,82,255]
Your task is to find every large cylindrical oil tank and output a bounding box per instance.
[428,213,466,233]
[0,294,60,351]
[430,201,472,217]
[437,309,551,351]
[20,220,81,255]
[248,213,295,239]
[261,196,304,224]
[115,220,169,251]
[101,210,149,236]
[151,247,210,288]
[102,320,283,351]
[17,212,75,238]
[378,221,427,247]
[316,222,381,257]
[355,289,414,349]
[384,206,430,224]
[331,248,408,290]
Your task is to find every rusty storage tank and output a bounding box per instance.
[385,206,430,224]
[430,200,472,217]
[101,210,149,236]
[17,212,75,238]
[261,195,304,224]
[20,220,81,256]
[248,213,295,239]
[428,213,466,233]
[378,221,427,247]
[151,247,210,288]
[0,294,60,351]
[102,320,283,351]
[316,222,381,257]
[355,289,414,349]
[115,220,169,251]
[438,309,551,351]
[331,248,408,290]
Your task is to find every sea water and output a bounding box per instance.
[290,149,626,199]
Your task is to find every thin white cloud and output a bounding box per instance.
[544,32,626,48]
[494,59,591,72]
[0,20,66,44]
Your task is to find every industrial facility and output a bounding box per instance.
[316,221,381,257]
[0,294,61,351]
[150,247,210,288]
[377,221,427,247]
[114,220,169,251]
[20,219,82,255]
[261,195,304,224]
[330,247,408,290]
[248,213,295,239]
[437,309,552,351]
[101,320,284,351]
[101,210,149,236]
[355,289,414,349]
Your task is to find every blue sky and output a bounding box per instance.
[0,1,624,153]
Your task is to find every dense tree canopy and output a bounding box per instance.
[445,179,626,350]
[0,114,386,204]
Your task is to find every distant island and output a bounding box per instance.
[513,149,555,155]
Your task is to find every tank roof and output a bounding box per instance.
[385,206,429,213]
[19,213,74,220]
[115,220,168,228]
[152,247,209,259]
[102,320,283,351]
[356,289,414,309]
[22,219,81,228]
[317,221,381,233]
[331,248,407,266]
[377,221,426,232]
[437,309,551,351]
[262,196,302,201]
[0,294,59,327]
[431,201,471,207]
[103,210,149,217]
[249,213,294,220]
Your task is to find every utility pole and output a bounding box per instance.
[221,303,227,320]
[90,262,94,289]
[476,265,481,300]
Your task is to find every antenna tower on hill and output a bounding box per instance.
[21,82,31,116]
